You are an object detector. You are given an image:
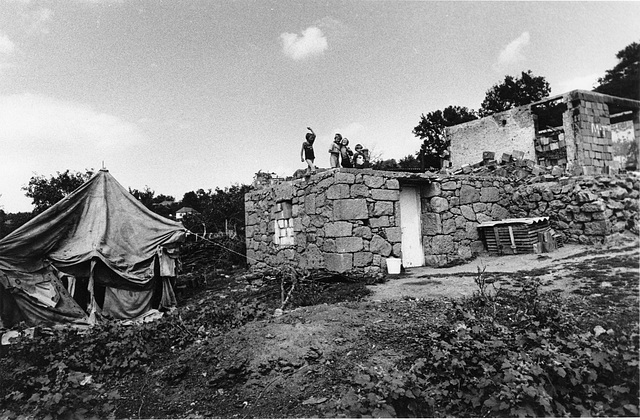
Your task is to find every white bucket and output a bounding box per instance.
[386,258,402,274]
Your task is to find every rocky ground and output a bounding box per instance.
[109,234,639,418]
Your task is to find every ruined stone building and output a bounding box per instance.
[244,90,639,275]
[446,90,640,174]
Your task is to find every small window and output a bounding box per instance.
[274,200,294,246]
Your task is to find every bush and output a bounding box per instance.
[330,279,640,417]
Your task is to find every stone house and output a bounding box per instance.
[446,90,640,174]
[245,167,638,274]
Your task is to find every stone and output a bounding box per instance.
[442,218,456,234]
[429,235,454,254]
[480,187,500,203]
[335,172,356,184]
[584,220,611,235]
[465,222,480,240]
[581,201,606,213]
[326,184,350,200]
[353,226,373,239]
[303,195,315,215]
[372,201,394,216]
[369,216,391,228]
[385,179,400,190]
[430,196,449,213]
[335,237,363,253]
[459,185,480,204]
[363,175,385,188]
[473,202,487,212]
[460,205,476,221]
[384,227,402,243]
[490,204,510,220]
[372,189,400,201]
[576,190,598,203]
[353,252,374,267]
[423,183,441,198]
[370,235,392,257]
[324,253,353,273]
[476,213,492,223]
[422,213,442,235]
[274,183,294,201]
[457,246,473,260]
[441,180,458,191]
[333,199,368,220]
[350,184,369,198]
[470,240,485,254]
[324,221,353,237]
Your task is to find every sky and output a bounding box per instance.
[0,1,639,213]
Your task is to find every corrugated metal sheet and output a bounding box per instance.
[477,217,550,228]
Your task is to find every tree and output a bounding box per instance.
[479,70,551,116]
[594,41,639,100]
[23,169,94,213]
[413,106,478,169]
[129,186,156,209]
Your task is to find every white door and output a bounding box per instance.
[400,186,424,267]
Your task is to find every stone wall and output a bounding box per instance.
[509,174,640,244]
[419,176,514,266]
[245,168,639,274]
[244,169,406,275]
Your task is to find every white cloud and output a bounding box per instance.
[0,93,148,212]
[0,33,16,55]
[22,7,53,34]
[0,93,147,149]
[280,26,328,60]
[495,32,530,70]
[553,73,600,94]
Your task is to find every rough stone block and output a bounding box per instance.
[460,185,480,204]
[423,182,441,198]
[336,237,363,253]
[323,253,353,273]
[470,240,485,254]
[465,222,480,240]
[425,255,448,267]
[584,220,611,235]
[274,183,294,202]
[353,252,373,267]
[333,199,369,220]
[430,196,449,213]
[305,194,316,215]
[370,234,392,256]
[324,221,353,237]
[372,189,400,201]
[369,216,391,228]
[430,235,454,254]
[335,172,356,184]
[386,179,400,190]
[372,201,394,216]
[353,226,373,239]
[480,187,500,202]
[441,180,457,191]
[326,184,350,199]
[384,227,402,243]
[460,205,476,221]
[422,212,442,235]
[350,184,369,198]
[581,200,606,213]
[442,218,456,234]
[363,175,385,188]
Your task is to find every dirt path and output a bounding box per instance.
[367,235,640,301]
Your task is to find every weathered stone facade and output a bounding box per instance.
[245,167,639,274]
[508,174,640,244]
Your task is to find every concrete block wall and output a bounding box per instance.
[567,91,614,174]
[447,107,536,169]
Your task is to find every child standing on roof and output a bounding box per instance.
[301,127,316,174]
[353,143,368,168]
[340,137,353,168]
[329,133,342,168]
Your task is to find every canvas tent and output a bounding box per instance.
[0,169,187,328]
